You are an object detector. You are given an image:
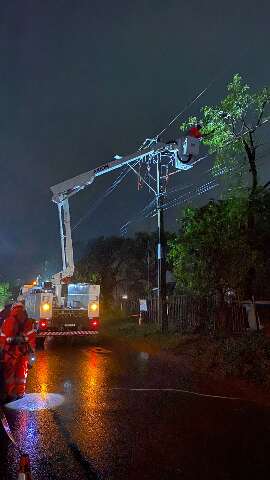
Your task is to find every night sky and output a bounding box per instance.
[1,0,270,281]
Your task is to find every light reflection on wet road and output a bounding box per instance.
[1,339,270,479]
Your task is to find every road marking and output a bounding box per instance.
[111,387,245,401]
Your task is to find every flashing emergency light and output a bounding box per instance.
[42,303,50,312]
[89,318,99,329]
[90,302,98,312]
[39,320,48,330]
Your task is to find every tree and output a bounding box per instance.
[74,233,159,306]
[168,196,256,300]
[0,282,12,310]
[246,187,270,298]
[182,74,270,193]
[181,74,270,297]
[75,236,124,306]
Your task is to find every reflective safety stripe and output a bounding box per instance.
[25,329,35,336]
[0,332,6,337]
[37,330,99,337]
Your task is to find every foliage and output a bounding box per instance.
[74,232,162,306]
[0,282,12,310]
[247,188,270,296]
[168,195,257,298]
[181,74,270,192]
[169,187,270,299]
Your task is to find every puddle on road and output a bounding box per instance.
[5,393,65,411]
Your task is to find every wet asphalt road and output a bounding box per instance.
[1,338,270,480]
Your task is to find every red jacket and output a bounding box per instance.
[0,305,36,354]
[188,126,202,139]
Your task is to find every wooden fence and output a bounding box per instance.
[123,296,248,334]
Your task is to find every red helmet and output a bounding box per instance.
[11,302,25,312]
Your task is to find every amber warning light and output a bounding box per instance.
[42,303,50,312]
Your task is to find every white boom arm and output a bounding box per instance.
[50,138,198,283]
[51,142,168,203]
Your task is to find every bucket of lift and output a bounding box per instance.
[175,136,200,168]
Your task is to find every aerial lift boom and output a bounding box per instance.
[50,137,199,284]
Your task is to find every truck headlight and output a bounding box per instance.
[42,303,50,312]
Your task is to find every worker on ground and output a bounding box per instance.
[0,303,36,403]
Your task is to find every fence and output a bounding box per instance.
[123,296,248,335]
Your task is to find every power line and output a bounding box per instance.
[72,163,139,231]
[72,98,270,233]
[155,81,215,139]
[162,181,219,212]
[120,178,220,231]
[121,154,247,229]
[120,198,156,233]
[138,69,228,152]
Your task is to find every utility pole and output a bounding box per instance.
[156,155,168,333]
[147,240,150,293]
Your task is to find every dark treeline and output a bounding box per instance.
[75,232,174,306]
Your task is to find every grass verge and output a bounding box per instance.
[99,317,270,386]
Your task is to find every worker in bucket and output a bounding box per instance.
[182,124,203,163]
[0,303,36,403]
[187,124,203,139]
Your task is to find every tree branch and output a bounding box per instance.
[256,100,268,128]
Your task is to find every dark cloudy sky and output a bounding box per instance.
[0,0,270,281]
